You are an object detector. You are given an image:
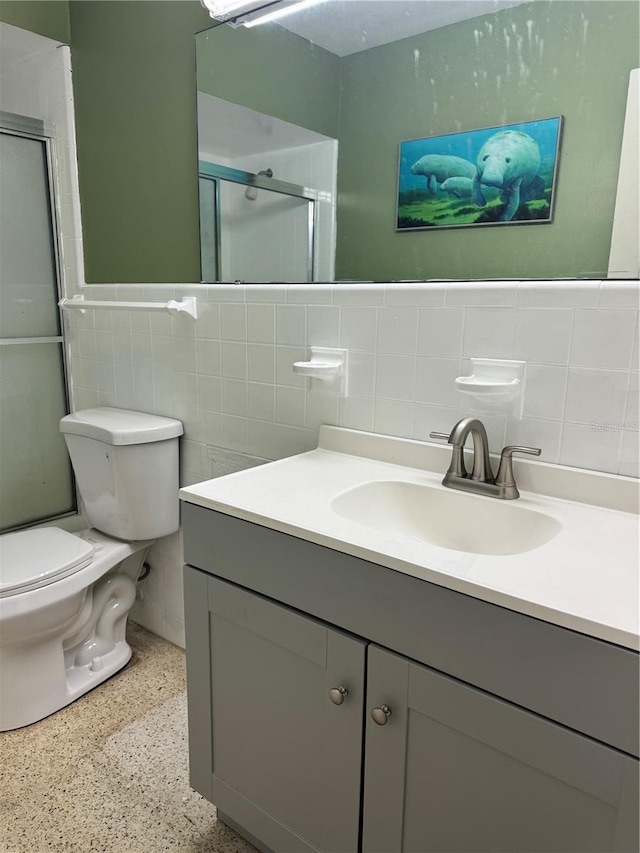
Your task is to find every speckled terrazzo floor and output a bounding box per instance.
[0,623,258,853]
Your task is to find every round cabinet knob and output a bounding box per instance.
[371,705,392,726]
[329,686,349,705]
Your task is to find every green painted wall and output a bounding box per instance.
[68,1,210,283]
[336,1,639,280]
[196,22,340,139]
[0,0,70,43]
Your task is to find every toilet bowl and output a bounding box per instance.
[0,408,183,731]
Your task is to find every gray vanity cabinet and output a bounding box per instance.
[184,568,366,853]
[182,504,639,853]
[362,644,639,853]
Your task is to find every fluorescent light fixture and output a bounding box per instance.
[200,0,280,22]
[242,0,324,27]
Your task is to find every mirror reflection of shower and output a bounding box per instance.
[197,93,338,282]
[245,168,273,200]
[198,157,331,282]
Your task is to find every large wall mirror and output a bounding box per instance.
[195,0,639,283]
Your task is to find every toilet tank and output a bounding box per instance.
[60,408,184,541]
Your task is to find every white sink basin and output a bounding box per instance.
[331,480,562,556]
[181,425,639,647]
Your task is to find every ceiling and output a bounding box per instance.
[199,0,537,156]
[276,0,532,57]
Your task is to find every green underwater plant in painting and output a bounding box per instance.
[396,117,562,230]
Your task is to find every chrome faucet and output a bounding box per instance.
[430,417,541,500]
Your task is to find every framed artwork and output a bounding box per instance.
[396,116,563,230]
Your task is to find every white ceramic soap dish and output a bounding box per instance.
[293,347,348,396]
[455,358,526,417]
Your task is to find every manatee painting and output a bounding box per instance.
[472,130,544,221]
[397,116,562,230]
[410,155,476,195]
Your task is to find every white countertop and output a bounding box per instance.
[180,427,640,651]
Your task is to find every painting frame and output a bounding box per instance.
[396,116,563,232]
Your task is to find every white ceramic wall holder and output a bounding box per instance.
[293,347,348,396]
[455,358,527,418]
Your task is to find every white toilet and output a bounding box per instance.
[0,407,183,731]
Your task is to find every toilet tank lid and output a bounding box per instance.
[60,408,183,445]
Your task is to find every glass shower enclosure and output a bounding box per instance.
[0,112,75,531]
[199,161,318,282]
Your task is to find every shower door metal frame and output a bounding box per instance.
[198,161,319,283]
[0,110,77,529]
[198,171,222,283]
[0,110,66,349]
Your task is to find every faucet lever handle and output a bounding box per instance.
[431,429,468,478]
[500,445,542,460]
[495,445,542,496]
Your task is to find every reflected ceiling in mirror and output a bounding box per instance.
[196,0,639,283]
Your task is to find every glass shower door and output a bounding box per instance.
[199,163,317,282]
[220,180,313,282]
[0,120,74,531]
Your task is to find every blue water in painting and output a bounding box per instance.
[398,117,562,192]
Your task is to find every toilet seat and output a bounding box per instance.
[0,528,95,598]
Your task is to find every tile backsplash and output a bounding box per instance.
[69,280,639,478]
[66,279,639,646]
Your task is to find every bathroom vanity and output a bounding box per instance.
[180,427,639,853]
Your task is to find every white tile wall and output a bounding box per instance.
[67,280,640,476]
[65,279,639,647]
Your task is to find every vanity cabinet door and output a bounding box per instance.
[184,567,366,853]
[362,644,639,853]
